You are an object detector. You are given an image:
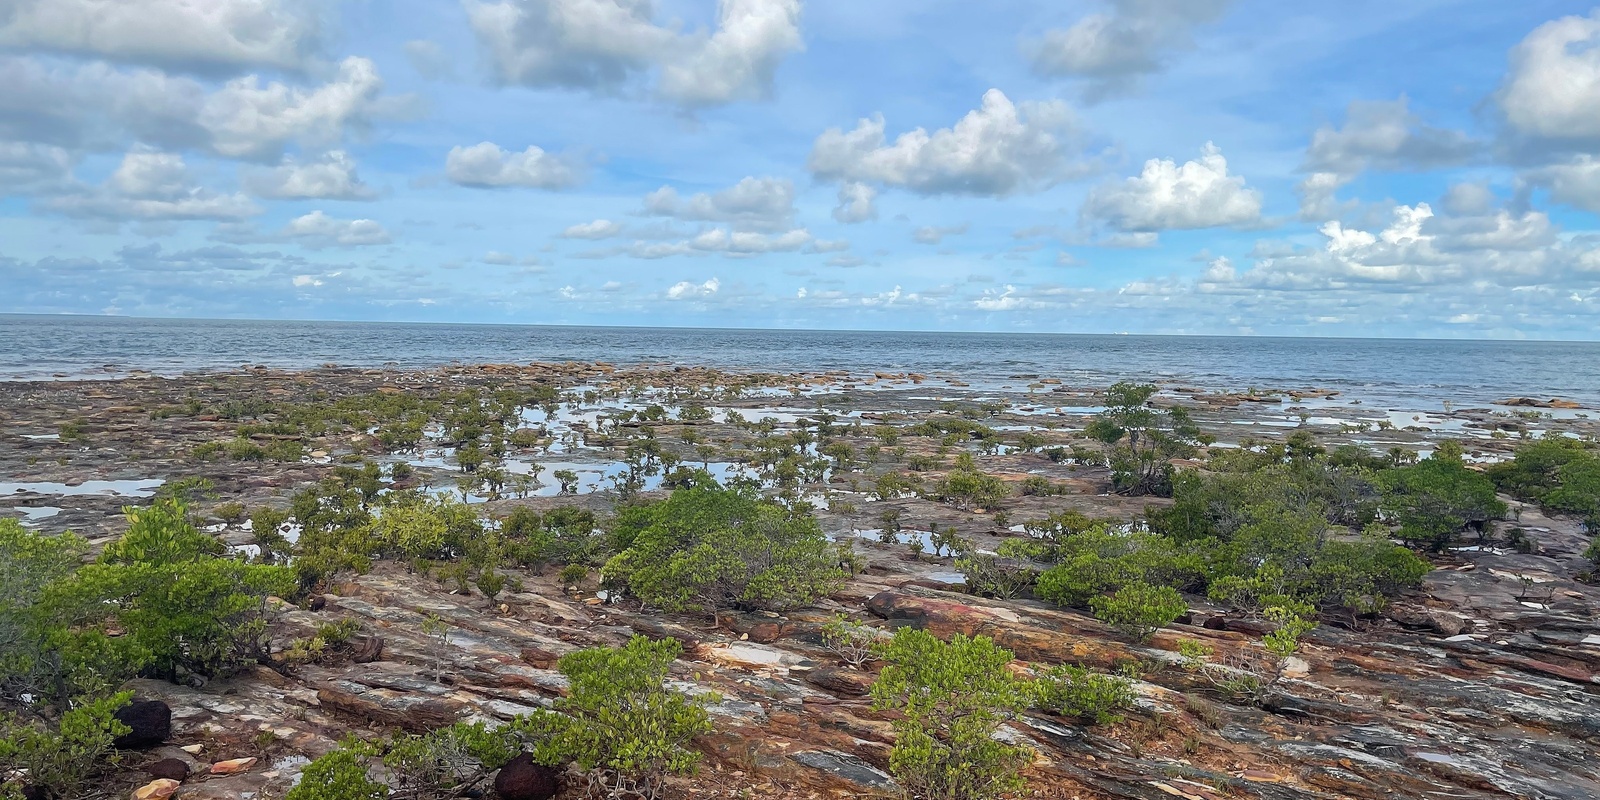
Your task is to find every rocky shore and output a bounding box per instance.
[3,363,1599,800]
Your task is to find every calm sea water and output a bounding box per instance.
[3,314,1598,410]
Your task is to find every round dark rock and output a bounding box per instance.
[308,596,328,612]
[113,700,172,749]
[20,785,49,800]
[493,753,558,800]
[145,758,191,782]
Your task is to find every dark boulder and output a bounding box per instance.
[493,753,558,800]
[113,700,171,749]
[144,758,191,782]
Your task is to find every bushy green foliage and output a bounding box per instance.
[1084,382,1209,496]
[285,741,389,800]
[1089,582,1187,641]
[1033,527,1203,608]
[0,691,131,799]
[870,629,1032,800]
[931,466,1011,511]
[0,520,89,702]
[501,506,605,567]
[1033,665,1134,725]
[954,553,1037,599]
[368,494,484,561]
[1375,448,1506,551]
[1488,437,1600,529]
[602,485,845,613]
[62,500,296,680]
[821,614,883,668]
[519,636,713,799]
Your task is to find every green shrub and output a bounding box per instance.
[1034,665,1135,725]
[50,500,296,681]
[1376,451,1506,551]
[932,468,1010,511]
[285,741,388,800]
[954,553,1036,599]
[602,485,844,613]
[1089,582,1187,642]
[520,636,713,798]
[870,629,1032,800]
[821,614,883,669]
[502,507,604,567]
[0,691,131,798]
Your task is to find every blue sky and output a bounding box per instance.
[4,1,1600,338]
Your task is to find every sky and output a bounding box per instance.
[4,1,1600,339]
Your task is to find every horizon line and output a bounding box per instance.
[0,310,1592,346]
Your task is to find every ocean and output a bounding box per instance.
[3,314,1598,411]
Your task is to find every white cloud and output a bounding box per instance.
[0,56,404,160]
[0,0,320,72]
[808,89,1093,196]
[974,284,1041,311]
[666,277,720,299]
[1025,0,1234,97]
[688,227,810,254]
[561,218,625,238]
[643,176,795,231]
[1525,155,1600,213]
[43,147,259,220]
[1201,256,1235,283]
[832,181,877,223]
[446,141,582,189]
[0,140,72,192]
[462,0,802,107]
[913,224,968,244]
[1081,142,1261,232]
[1304,97,1477,177]
[1294,171,1355,221]
[200,57,397,159]
[1236,201,1571,290]
[242,150,375,200]
[1497,10,1600,140]
[482,251,517,265]
[657,0,804,106]
[282,210,391,247]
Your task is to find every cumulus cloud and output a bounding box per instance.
[687,227,810,254]
[1236,201,1568,291]
[832,181,876,223]
[200,57,400,159]
[0,140,73,193]
[282,210,392,247]
[1496,10,1600,141]
[42,147,259,220]
[643,176,795,231]
[561,218,625,238]
[1025,0,1233,98]
[242,150,375,200]
[463,0,803,107]
[1081,142,1261,233]
[0,0,320,73]
[666,277,720,299]
[912,223,968,244]
[1304,97,1478,177]
[0,55,405,160]
[1524,155,1600,213]
[446,141,583,189]
[808,89,1094,197]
